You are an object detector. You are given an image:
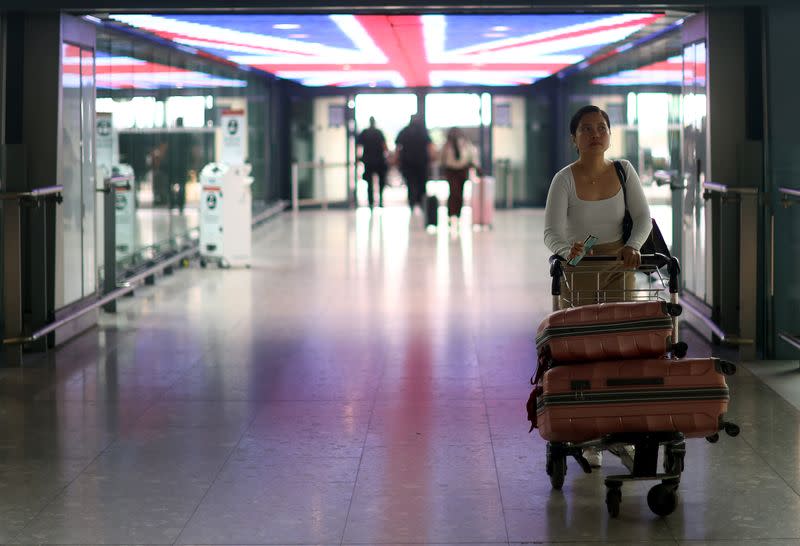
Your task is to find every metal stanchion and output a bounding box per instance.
[1,185,63,366]
[319,158,327,210]
[505,162,514,209]
[291,162,299,213]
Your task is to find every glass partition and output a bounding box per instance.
[558,33,684,253]
[680,41,709,302]
[95,26,275,277]
[61,42,97,307]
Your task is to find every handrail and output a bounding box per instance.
[0,184,64,200]
[779,187,800,198]
[653,169,686,190]
[293,161,349,169]
[779,187,800,207]
[3,198,288,348]
[3,245,197,345]
[778,331,800,352]
[681,297,754,345]
[98,176,133,193]
[702,181,759,196]
[3,184,65,363]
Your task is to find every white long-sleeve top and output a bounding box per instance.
[441,137,478,170]
[543,160,652,259]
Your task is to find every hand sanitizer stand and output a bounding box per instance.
[199,162,253,268]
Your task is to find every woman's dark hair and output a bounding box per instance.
[569,105,611,136]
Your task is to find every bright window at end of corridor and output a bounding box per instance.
[425,94,483,129]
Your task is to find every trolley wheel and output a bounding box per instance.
[606,487,622,518]
[647,483,678,517]
[200,259,207,268]
[218,258,230,269]
[547,453,567,490]
[706,433,720,443]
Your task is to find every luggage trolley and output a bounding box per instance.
[538,253,739,518]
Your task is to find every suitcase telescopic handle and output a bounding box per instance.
[548,253,681,294]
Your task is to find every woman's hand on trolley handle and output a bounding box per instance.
[618,245,641,268]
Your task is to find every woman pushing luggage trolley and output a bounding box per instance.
[527,253,740,518]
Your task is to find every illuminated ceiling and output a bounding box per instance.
[105,13,669,88]
[65,43,248,89]
[592,55,682,86]
[591,52,704,86]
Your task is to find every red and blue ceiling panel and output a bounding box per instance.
[107,13,665,88]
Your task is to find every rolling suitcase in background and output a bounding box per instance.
[424,194,439,227]
[471,176,495,227]
[536,301,686,364]
[533,357,736,443]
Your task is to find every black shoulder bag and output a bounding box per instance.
[613,160,671,266]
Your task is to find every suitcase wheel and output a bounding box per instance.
[716,360,737,376]
[605,485,622,518]
[724,422,740,437]
[671,342,688,358]
[647,483,678,517]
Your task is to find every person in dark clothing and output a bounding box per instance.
[395,114,432,211]
[356,116,388,208]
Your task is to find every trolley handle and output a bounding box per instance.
[548,253,680,294]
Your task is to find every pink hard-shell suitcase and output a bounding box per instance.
[532,357,735,443]
[536,301,686,364]
[471,176,495,226]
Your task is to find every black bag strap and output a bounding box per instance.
[614,160,628,207]
[614,160,634,243]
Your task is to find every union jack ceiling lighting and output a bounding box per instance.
[107,13,666,88]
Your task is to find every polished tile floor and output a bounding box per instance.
[2,207,799,545]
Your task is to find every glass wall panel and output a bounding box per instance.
[61,42,84,305]
[492,95,526,207]
[95,26,275,276]
[310,96,348,204]
[556,32,684,255]
[681,41,709,302]
[81,48,97,295]
[765,6,800,358]
[60,41,98,307]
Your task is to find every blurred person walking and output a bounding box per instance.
[440,127,480,226]
[356,116,389,209]
[395,114,432,212]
